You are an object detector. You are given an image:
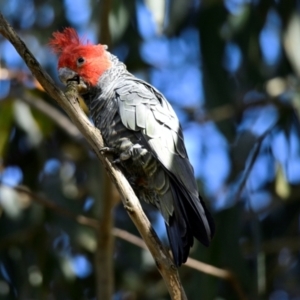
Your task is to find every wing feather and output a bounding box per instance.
[136,103,147,129]
[115,77,190,169]
[118,101,136,130]
[145,111,161,138]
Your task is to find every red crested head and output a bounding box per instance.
[49,28,111,87]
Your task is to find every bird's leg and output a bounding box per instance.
[119,141,157,177]
[103,138,154,167]
[99,146,120,164]
[99,146,117,154]
[112,140,134,163]
[99,139,134,163]
[107,139,145,164]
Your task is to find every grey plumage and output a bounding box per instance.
[80,53,214,266]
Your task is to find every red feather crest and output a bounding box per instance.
[49,27,83,54]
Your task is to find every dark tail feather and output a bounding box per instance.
[166,183,215,266]
[166,203,193,266]
[199,194,215,239]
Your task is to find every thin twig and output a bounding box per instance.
[186,258,248,300]
[235,126,275,201]
[8,184,99,228]
[22,91,82,140]
[112,227,147,249]
[192,96,295,124]
[0,14,186,300]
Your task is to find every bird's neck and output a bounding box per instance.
[81,53,125,103]
[96,53,129,91]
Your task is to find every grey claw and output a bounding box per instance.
[100,147,116,154]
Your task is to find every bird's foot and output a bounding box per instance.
[112,158,121,164]
[100,147,120,163]
[100,146,117,154]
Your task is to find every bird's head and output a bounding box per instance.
[49,28,111,93]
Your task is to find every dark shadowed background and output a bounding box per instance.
[0,0,300,299]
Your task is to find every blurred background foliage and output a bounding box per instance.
[0,0,300,299]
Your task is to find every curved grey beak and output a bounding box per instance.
[58,67,78,85]
[58,67,88,94]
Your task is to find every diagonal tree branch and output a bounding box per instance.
[0,13,186,300]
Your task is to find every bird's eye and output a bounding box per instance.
[77,57,85,65]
